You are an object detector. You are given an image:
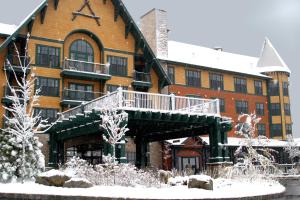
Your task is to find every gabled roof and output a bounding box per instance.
[0,0,171,87]
[257,37,291,74]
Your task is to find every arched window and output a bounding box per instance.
[70,40,94,62]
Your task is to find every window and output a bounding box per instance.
[167,66,175,84]
[283,82,289,96]
[219,98,225,113]
[70,40,94,62]
[284,103,291,116]
[286,124,292,135]
[34,108,58,123]
[270,103,281,116]
[107,55,128,76]
[186,70,201,87]
[36,77,60,97]
[234,77,247,93]
[36,45,60,68]
[209,73,224,90]
[67,83,94,101]
[256,103,264,116]
[271,124,282,137]
[269,80,279,96]
[235,100,248,114]
[254,80,263,95]
[107,85,128,93]
[257,124,266,136]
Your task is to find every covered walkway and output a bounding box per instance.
[47,89,232,167]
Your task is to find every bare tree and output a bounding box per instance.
[99,91,129,163]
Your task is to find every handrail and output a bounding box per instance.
[59,89,220,121]
[63,58,110,75]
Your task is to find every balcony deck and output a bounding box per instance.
[58,89,221,121]
[3,55,31,74]
[132,71,152,90]
[61,59,111,81]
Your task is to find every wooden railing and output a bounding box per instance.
[59,88,220,121]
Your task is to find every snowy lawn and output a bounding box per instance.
[0,179,285,199]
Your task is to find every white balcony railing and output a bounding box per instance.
[63,58,110,75]
[59,88,220,121]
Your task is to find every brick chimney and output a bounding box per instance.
[140,9,169,58]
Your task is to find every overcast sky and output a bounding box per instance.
[0,0,299,137]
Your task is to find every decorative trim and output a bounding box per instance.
[104,48,135,55]
[72,0,101,26]
[30,35,64,44]
[40,4,48,24]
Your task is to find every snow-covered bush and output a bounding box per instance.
[0,35,47,183]
[61,157,161,188]
[284,134,300,163]
[225,113,281,181]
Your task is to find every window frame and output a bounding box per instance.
[257,123,266,136]
[36,44,61,68]
[269,80,280,96]
[255,103,265,116]
[283,82,289,96]
[209,73,224,90]
[167,66,175,84]
[107,84,129,93]
[235,100,248,114]
[284,103,291,116]
[34,107,59,123]
[234,77,247,94]
[36,77,60,97]
[185,69,201,88]
[69,39,94,62]
[107,55,128,77]
[270,103,281,116]
[254,80,263,96]
[271,124,282,137]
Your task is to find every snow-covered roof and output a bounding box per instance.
[200,136,300,147]
[166,138,188,145]
[257,38,291,74]
[158,38,290,78]
[0,23,17,36]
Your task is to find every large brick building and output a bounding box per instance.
[0,1,292,169]
[141,9,292,139]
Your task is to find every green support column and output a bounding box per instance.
[48,132,58,168]
[221,130,230,162]
[208,117,224,163]
[58,140,65,165]
[116,140,127,163]
[135,136,147,168]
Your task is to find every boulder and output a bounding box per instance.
[63,178,93,188]
[36,169,71,187]
[188,175,213,190]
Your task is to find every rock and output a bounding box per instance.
[158,170,172,184]
[63,178,93,188]
[36,169,71,187]
[188,175,213,190]
[168,176,189,186]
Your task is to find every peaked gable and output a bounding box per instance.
[257,37,291,74]
[0,0,171,87]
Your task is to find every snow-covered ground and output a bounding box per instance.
[0,179,285,199]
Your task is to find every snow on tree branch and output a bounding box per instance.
[0,34,48,183]
[99,88,129,163]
